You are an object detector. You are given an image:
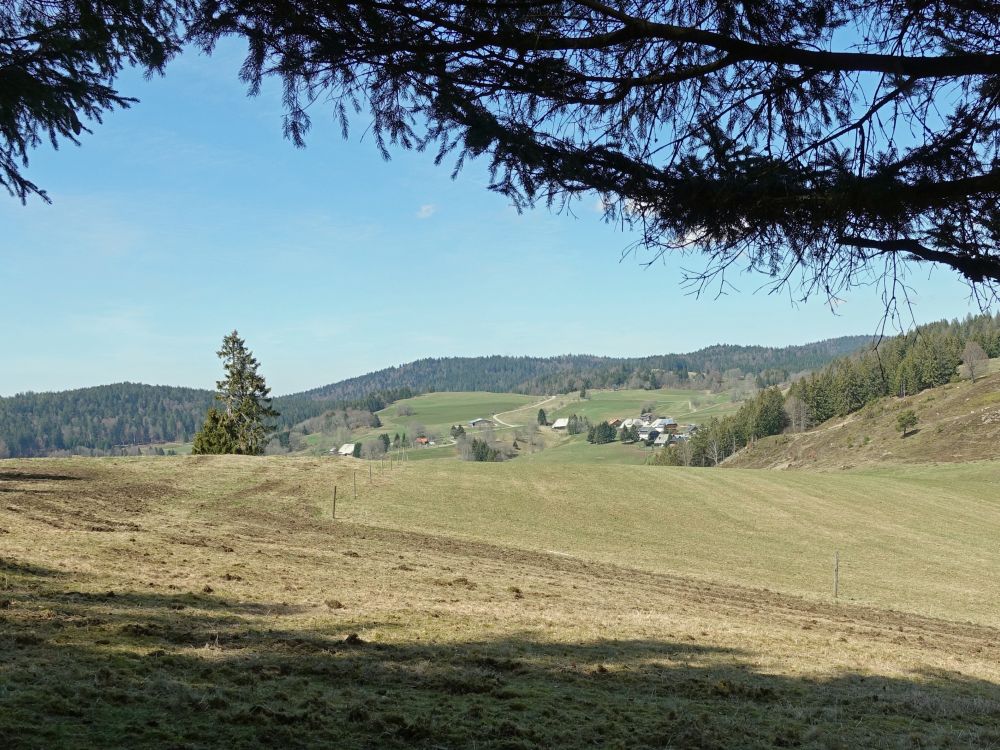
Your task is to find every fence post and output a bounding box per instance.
[834,550,840,600]
[332,485,337,520]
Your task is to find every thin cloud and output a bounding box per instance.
[416,203,437,219]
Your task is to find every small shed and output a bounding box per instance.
[337,443,356,456]
[469,418,494,428]
[551,417,570,430]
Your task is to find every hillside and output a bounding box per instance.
[283,336,870,408]
[0,336,868,457]
[727,368,1000,470]
[1,456,998,748]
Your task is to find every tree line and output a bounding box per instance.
[787,314,1000,429]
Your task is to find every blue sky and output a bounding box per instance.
[1,41,984,397]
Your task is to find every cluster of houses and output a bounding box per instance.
[552,414,696,446]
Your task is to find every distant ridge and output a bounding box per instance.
[0,336,869,457]
[284,336,871,403]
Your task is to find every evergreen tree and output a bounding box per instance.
[379,433,391,452]
[191,408,237,455]
[590,421,617,445]
[537,408,547,426]
[470,438,499,462]
[352,442,362,458]
[193,330,279,455]
[191,2,1000,292]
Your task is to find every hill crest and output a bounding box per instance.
[725,368,1000,470]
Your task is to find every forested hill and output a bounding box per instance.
[275,336,871,423]
[0,336,868,457]
[0,384,215,458]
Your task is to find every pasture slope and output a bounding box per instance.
[296,389,740,464]
[729,369,1000,470]
[1,455,999,748]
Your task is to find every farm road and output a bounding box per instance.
[493,395,559,428]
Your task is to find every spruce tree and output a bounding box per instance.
[191,408,237,454]
[193,331,279,455]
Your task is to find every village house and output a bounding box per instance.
[336,443,355,456]
[652,417,678,433]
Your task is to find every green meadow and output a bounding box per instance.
[547,388,742,424]
[345,459,1000,627]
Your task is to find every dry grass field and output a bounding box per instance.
[1,456,999,748]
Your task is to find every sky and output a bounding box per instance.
[1,41,986,397]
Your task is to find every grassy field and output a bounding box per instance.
[348,459,1000,626]
[521,435,655,465]
[301,392,539,454]
[295,388,744,460]
[373,392,538,435]
[2,456,998,748]
[547,388,742,424]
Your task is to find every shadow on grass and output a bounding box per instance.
[0,556,70,578]
[0,471,85,483]
[2,563,999,749]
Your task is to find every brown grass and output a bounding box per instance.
[728,370,1000,470]
[1,456,998,748]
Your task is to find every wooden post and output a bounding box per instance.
[369,463,372,482]
[834,550,840,600]
[332,485,337,520]
[353,471,357,499]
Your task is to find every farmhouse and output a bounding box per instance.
[653,433,671,446]
[415,437,430,446]
[469,418,494,428]
[551,417,570,430]
[607,418,623,428]
[638,427,659,442]
[652,418,678,433]
[337,443,356,456]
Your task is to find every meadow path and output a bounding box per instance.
[493,394,559,428]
